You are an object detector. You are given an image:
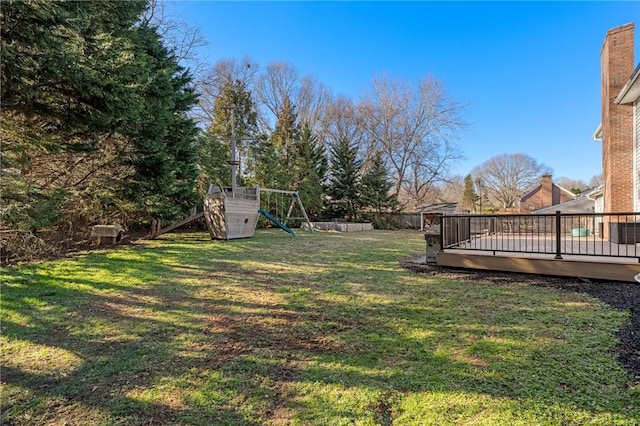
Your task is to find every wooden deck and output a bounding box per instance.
[436,234,640,283]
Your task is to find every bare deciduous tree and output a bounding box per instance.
[432,175,465,204]
[297,74,332,131]
[193,57,259,126]
[555,177,588,194]
[319,96,365,154]
[588,174,603,189]
[359,74,466,206]
[255,61,330,132]
[472,153,552,209]
[255,61,298,121]
[141,0,207,70]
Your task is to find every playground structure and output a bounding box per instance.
[203,185,312,240]
[203,185,260,240]
[151,185,313,240]
[150,107,314,240]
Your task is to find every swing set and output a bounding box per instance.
[258,188,314,237]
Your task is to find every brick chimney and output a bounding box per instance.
[541,174,553,208]
[601,23,635,213]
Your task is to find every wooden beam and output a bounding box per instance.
[150,211,204,239]
[437,252,640,283]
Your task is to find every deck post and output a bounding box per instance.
[438,214,444,252]
[555,211,563,259]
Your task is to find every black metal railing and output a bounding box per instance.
[440,212,640,260]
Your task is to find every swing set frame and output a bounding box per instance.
[258,187,314,232]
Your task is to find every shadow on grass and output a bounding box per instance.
[1,231,638,424]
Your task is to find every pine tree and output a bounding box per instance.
[360,151,399,227]
[293,125,328,219]
[119,25,200,221]
[326,137,362,221]
[1,1,148,140]
[273,96,300,188]
[254,96,300,189]
[198,76,258,191]
[0,0,201,230]
[196,134,229,193]
[251,135,281,189]
[462,174,480,213]
[1,0,148,229]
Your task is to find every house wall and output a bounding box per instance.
[601,23,635,214]
[520,190,542,211]
[552,185,575,206]
[635,101,640,211]
[595,194,605,213]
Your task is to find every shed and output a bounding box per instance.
[416,202,460,231]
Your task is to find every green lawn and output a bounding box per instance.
[1,230,638,425]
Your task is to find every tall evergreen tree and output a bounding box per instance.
[326,137,362,221]
[198,76,258,192]
[1,0,148,141]
[0,0,200,231]
[251,134,281,189]
[294,125,328,219]
[360,151,399,227]
[254,96,300,189]
[272,96,300,188]
[1,0,147,229]
[110,24,200,221]
[462,174,480,213]
[196,133,229,193]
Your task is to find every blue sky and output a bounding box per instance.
[166,1,639,183]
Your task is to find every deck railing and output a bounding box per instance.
[440,212,640,260]
[207,186,259,201]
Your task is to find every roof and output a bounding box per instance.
[585,185,604,199]
[597,62,640,139]
[519,180,575,202]
[531,195,596,214]
[615,63,640,105]
[592,123,602,141]
[416,202,459,215]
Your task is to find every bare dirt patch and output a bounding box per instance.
[401,260,640,383]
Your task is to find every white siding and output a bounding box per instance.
[635,102,640,211]
[595,195,605,213]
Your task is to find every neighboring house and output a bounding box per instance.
[593,23,638,214]
[531,186,600,214]
[529,186,603,236]
[519,174,576,212]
